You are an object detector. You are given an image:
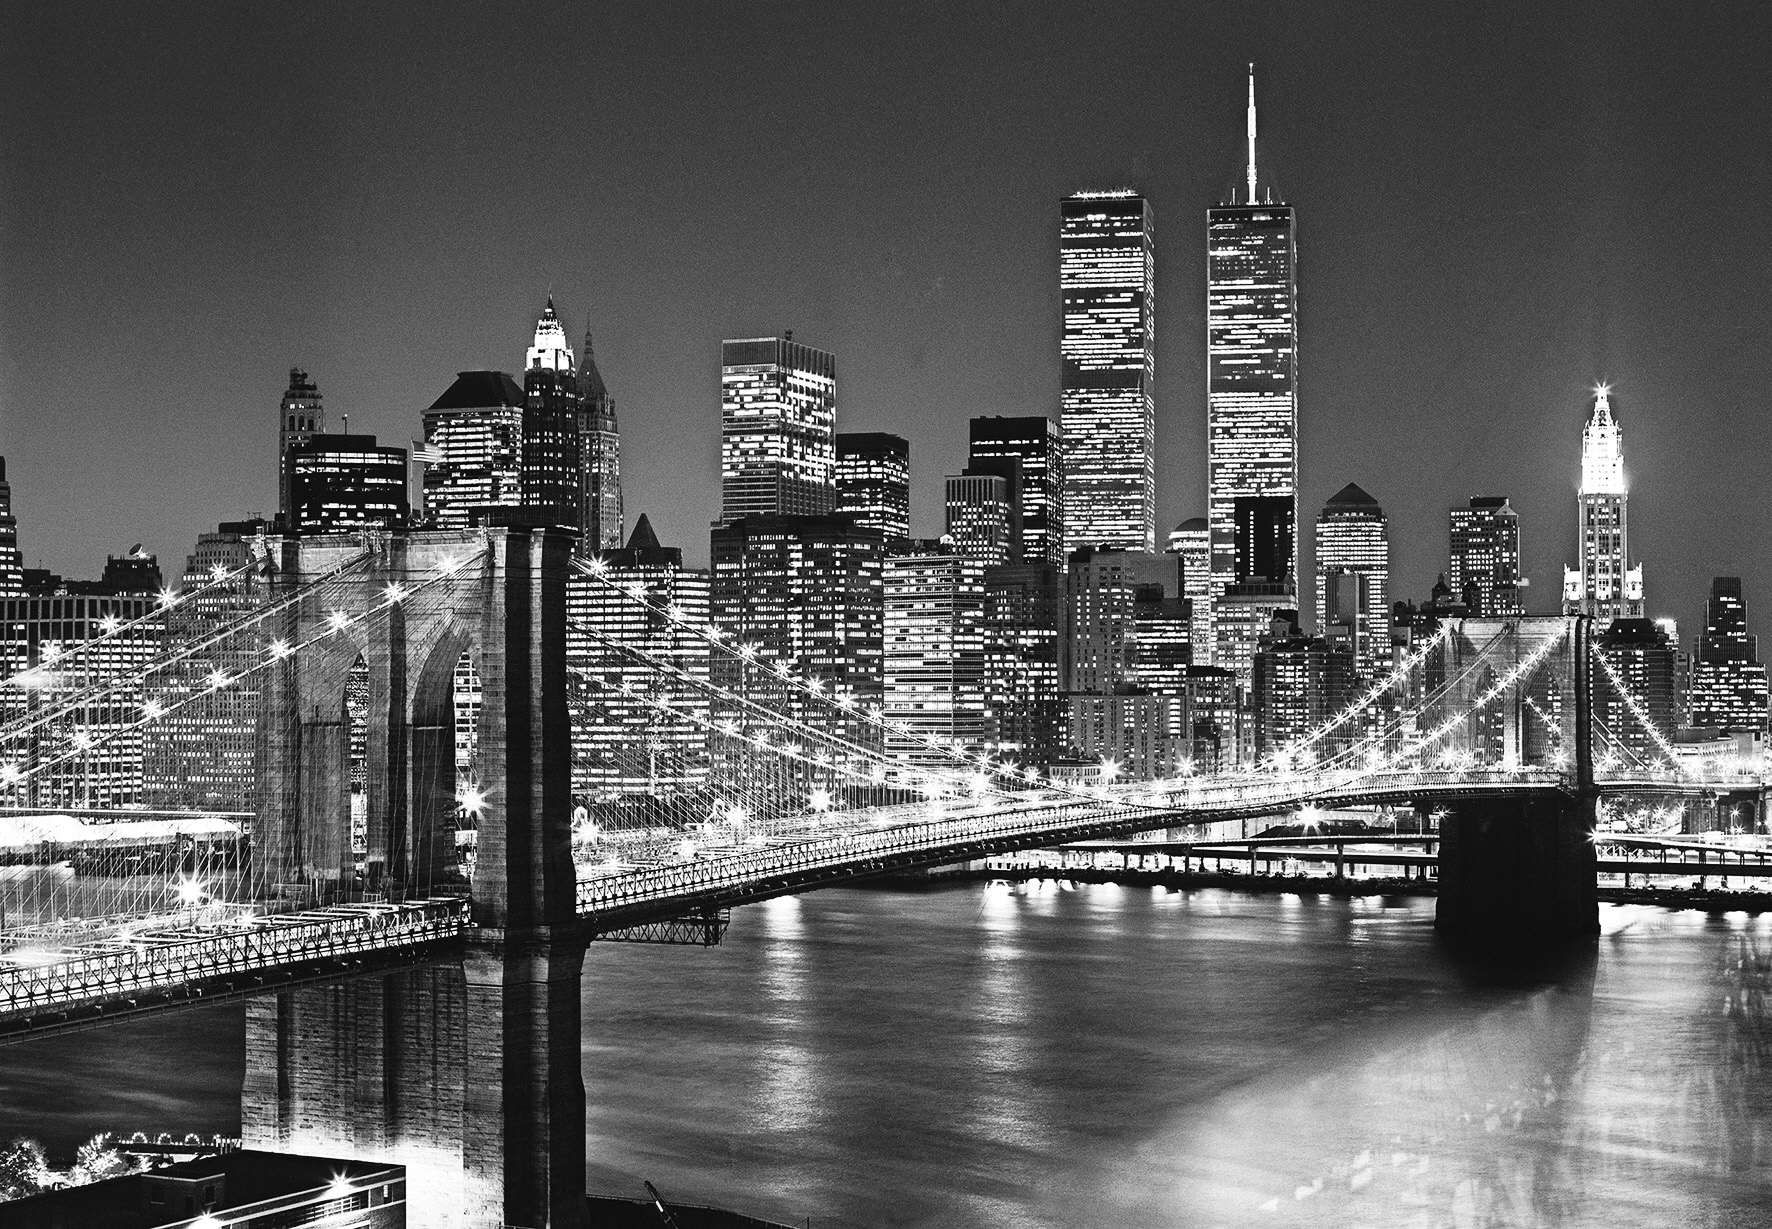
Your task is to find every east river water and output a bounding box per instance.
[4,884,1771,1227]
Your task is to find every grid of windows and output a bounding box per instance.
[1206,203,1297,667]
[719,338,837,525]
[1061,193,1154,554]
[835,432,910,543]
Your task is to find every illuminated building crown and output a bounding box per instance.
[526,296,575,373]
[1580,383,1625,496]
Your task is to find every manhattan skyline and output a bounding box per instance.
[4,2,1772,641]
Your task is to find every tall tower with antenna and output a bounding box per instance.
[1205,65,1299,680]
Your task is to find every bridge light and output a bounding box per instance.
[71,729,95,751]
[457,785,488,816]
[328,609,351,632]
[969,772,990,797]
[0,763,22,785]
[1100,758,1120,783]
[675,838,697,859]
[1298,804,1323,832]
[269,639,292,659]
[142,699,166,720]
[98,615,122,635]
[206,669,231,690]
[174,875,207,907]
[156,588,180,609]
[809,787,832,813]
[584,557,608,576]
[327,1173,356,1198]
[382,582,407,605]
[209,563,231,583]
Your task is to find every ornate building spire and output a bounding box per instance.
[526,297,574,373]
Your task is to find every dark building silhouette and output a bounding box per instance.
[285,434,409,534]
[1689,576,1769,735]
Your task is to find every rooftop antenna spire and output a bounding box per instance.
[1245,62,1259,206]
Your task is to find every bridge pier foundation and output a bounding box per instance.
[241,933,590,1229]
[1435,794,1598,949]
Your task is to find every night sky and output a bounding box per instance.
[3,2,1770,640]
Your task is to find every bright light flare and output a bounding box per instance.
[269,639,293,659]
[457,785,488,815]
[174,875,207,907]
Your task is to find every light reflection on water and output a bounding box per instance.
[0,884,1768,1228]
[583,886,1772,1228]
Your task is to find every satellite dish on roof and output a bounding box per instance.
[128,543,143,557]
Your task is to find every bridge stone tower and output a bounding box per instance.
[1432,616,1600,947]
[242,527,588,1228]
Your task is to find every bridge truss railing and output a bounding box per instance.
[0,898,468,1024]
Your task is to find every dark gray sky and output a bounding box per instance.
[3,1,1769,640]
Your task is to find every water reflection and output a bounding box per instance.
[3,889,1772,1229]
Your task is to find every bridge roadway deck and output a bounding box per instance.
[0,899,468,1042]
[0,766,1760,1040]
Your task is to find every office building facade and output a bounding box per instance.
[568,515,710,802]
[719,336,838,524]
[944,471,1017,568]
[1689,576,1769,735]
[969,416,1066,566]
[1315,483,1389,674]
[1207,72,1297,665]
[1449,496,1526,617]
[1060,191,1154,553]
[883,551,992,765]
[285,435,409,534]
[835,432,911,544]
[419,371,527,528]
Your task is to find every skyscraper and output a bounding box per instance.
[969,416,1066,566]
[0,457,22,596]
[520,298,582,528]
[1689,577,1769,735]
[577,326,624,551]
[277,368,324,524]
[1594,619,1677,763]
[944,471,1017,567]
[883,549,992,765]
[568,515,710,802]
[1165,518,1211,668]
[1449,496,1526,617]
[284,435,409,533]
[420,371,527,528]
[719,336,837,525]
[1060,191,1154,553]
[1315,483,1389,674]
[835,432,911,543]
[1207,68,1298,665]
[1563,384,1644,622]
[708,514,882,749]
